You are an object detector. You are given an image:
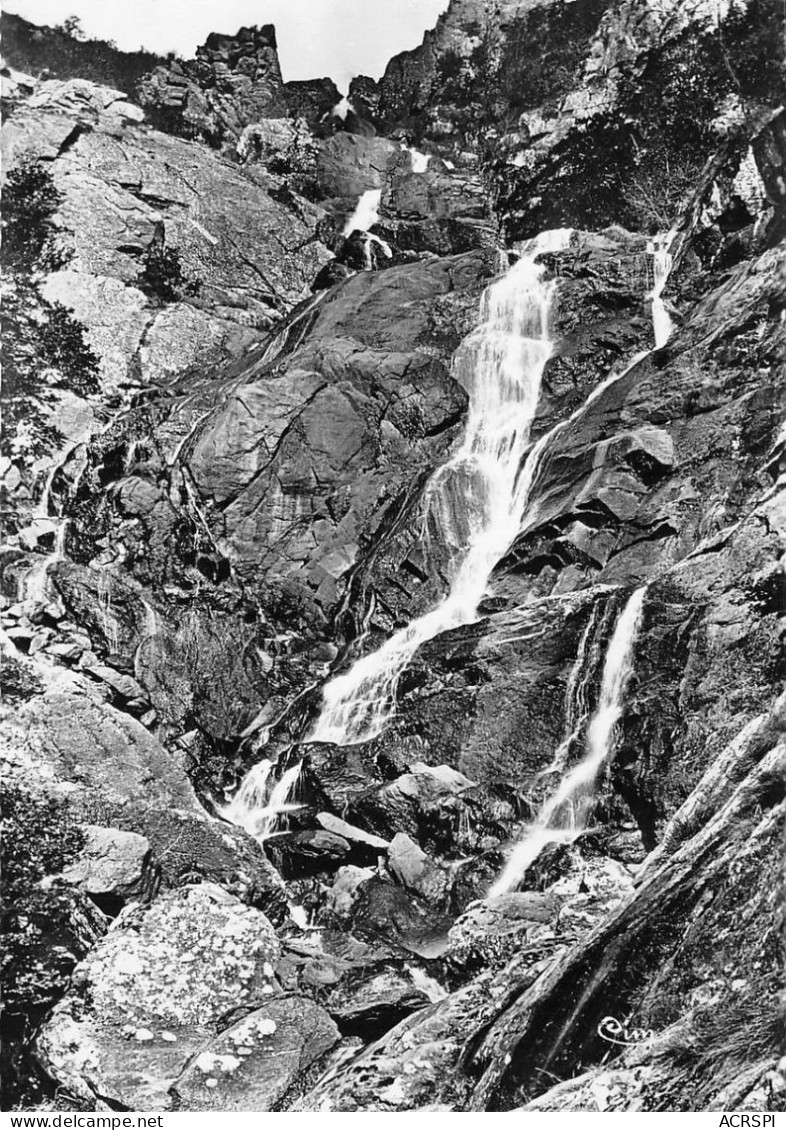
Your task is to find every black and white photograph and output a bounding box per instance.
[1,0,784,1117]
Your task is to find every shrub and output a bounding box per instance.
[39,301,101,396]
[1,160,100,460]
[137,240,202,305]
[57,15,85,40]
[1,158,66,274]
[0,656,44,704]
[438,49,464,82]
[1,284,100,460]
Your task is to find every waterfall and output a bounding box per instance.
[223,759,273,823]
[647,232,675,348]
[409,967,448,1002]
[288,903,310,930]
[22,519,68,604]
[309,229,574,747]
[24,442,76,604]
[364,232,393,271]
[405,147,431,173]
[34,463,62,521]
[343,189,382,237]
[143,601,159,640]
[331,95,355,121]
[134,600,160,681]
[343,189,392,271]
[96,571,120,654]
[539,595,615,777]
[489,586,647,897]
[167,410,214,467]
[224,759,304,841]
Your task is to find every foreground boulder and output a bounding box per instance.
[171,995,340,1111]
[38,884,281,1109]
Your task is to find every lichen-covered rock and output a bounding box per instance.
[1,70,331,389]
[37,884,280,1109]
[171,995,339,1110]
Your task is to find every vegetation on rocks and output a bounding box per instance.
[1,160,99,460]
[0,784,91,1108]
[137,238,203,306]
[1,11,164,98]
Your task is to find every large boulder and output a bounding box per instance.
[0,691,284,910]
[72,250,493,662]
[57,824,156,904]
[37,884,281,1109]
[171,995,340,1110]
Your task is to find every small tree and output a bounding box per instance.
[1,159,100,460]
[1,159,65,274]
[40,301,101,397]
[137,237,202,305]
[59,14,85,40]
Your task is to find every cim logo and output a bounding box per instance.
[597,1015,654,1046]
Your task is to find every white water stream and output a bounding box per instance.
[647,231,675,349]
[489,586,647,896]
[223,757,304,841]
[343,189,382,237]
[23,520,68,604]
[331,95,355,122]
[538,594,615,778]
[406,146,431,173]
[309,228,574,746]
[342,188,393,270]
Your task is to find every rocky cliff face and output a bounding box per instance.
[1,0,784,1114]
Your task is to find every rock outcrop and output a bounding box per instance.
[138,26,286,148]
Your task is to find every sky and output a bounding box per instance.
[5,0,450,89]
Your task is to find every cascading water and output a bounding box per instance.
[308,229,574,747]
[406,146,431,173]
[224,758,304,841]
[489,586,647,897]
[539,594,615,777]
[96,571,120,654]
[22,520,68,604]
[331,95,355,121]
[228,230,666,836]
[647,232,675,348]
[134,601,160,681]
[343,189,382,237]
[342,188,393,270]
[503,231,676,537]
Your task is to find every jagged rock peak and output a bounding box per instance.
[137,23,288,146]
[191,23,283,89]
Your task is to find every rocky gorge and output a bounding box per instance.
[0,0,784,1114]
